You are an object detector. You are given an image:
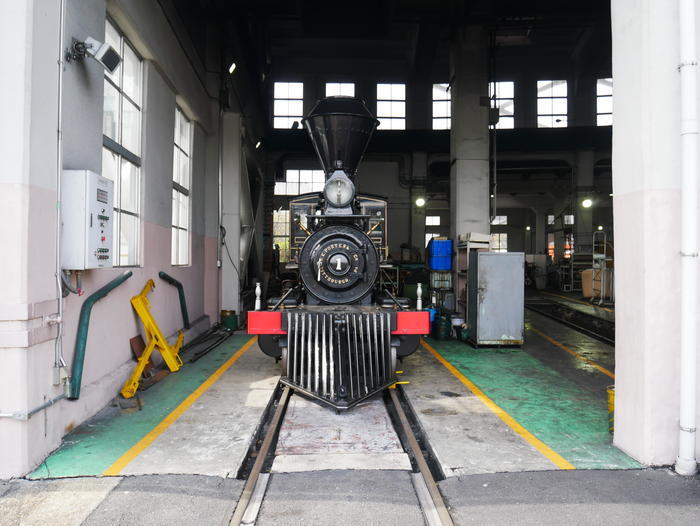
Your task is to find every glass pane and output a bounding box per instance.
[172,189,179,227]
[286,170,299,182]
[274,181,286,195]
[553,115,568,127]
[433,100,449,118]
[179,151,190,189]
[121,97,141,155]
[313,171,325,183]
[391,84,405,100]
[103,80,120,141]
[102,147,119,182]
[299,182,313,193]
[104,21,121,84]
[597,114,613,126]
[179,113,190,152]
[499,99,514,117]
[597,78,613,96]
[391,101,406,118]
[122,43,141,105]
[274,117,291,129]
[178,229,188,265]
[497,81,514,98]
[274,99,289,116]
[340,83,354,96]
[171,227,178,265]
[552,98,567,114]
[537,98,553,115]
[598,96,613,114]
[537,116,553,128]
[537,80,551,95]
[178,193,189,229]
[551,80,567,97]
[288,83,303,99]
[392,118,405,130]
[326,83,339,96]
[377,83,391,99]
[172,146,179,183]
[432,83,449,100]
[299,170,313,182]
[376,101,391,117]
[274,82,289,98]
[497,116,514,129]
[288,100,303,117]
[118,212,139,266]
[120,159,139,214]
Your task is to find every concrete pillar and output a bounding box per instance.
[575,150,595,251]
[612,0,699,465]
[220,112,242,312]
[412,152,428,248]
[449,25,490,241]
[534,209,547,255]
[407,80,431,130]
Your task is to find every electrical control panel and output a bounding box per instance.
[61,170,114,270]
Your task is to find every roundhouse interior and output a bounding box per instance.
[2,0,700,523]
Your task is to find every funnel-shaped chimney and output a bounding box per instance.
[302,97,379,176]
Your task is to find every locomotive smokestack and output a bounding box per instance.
[302,97,379,177]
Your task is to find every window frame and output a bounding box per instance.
[272,209,291,262]
[491,215,508,226]
[274,169,325,196]
[376,83,406,130]
[102,18,143,267]
[489,81,515,129]
[596,78,613,126]
[537,80,568,128]
[325,82,355,97]
[490,233,508,253]
[171,106,193,266]
[273,82,304,129]
[432,83,451,130]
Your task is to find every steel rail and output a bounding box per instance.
[228,386,291,526]
[388,388,454,526]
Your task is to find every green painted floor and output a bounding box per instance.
[424,337,639,470]
[29,334,252,479]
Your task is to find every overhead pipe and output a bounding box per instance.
[158,271,190,329]
[676,0,698,477]
[68,271,133,400]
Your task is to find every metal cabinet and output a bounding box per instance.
[467,252,524,346]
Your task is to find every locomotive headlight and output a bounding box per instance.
[324,175,355,208]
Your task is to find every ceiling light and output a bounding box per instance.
[598,225,604,231]
[415,197,426,207]
[228,62,237,74]
[526,226,531,231]
[255,141,261,149]
[490,194,495,198]
[581,198,593,208]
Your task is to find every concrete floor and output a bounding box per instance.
[8,316,686,525]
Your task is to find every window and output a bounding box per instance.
[273,82,303,129]
[489,81,515,129]
[376,83,406,130]
[490,233,508,252]
[425,216,441,226]
[564,214,575,225]
[326,82,355,96]
[102,19,142,266]
[537,80,567,128]
[425,233,440,247]
[273,209,291,262]
[171,107,192,265]
[491,215,508,226]
[275,170,325,196]
[597,78,613,126]
[547,233,555,258]
[432,83,451,130]
[547,214,555,225]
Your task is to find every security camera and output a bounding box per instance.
[66,37,121,74]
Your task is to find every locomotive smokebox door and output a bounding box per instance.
[248,96,429,410]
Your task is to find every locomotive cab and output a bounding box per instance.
[249,96,429,410]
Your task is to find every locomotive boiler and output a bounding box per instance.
[248,96,429,410]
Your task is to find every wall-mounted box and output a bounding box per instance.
[61,170,114,270]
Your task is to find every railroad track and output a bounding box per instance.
[525,299,614,345]
[225,383,454,526]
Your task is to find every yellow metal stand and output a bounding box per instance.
[121,279,184,399]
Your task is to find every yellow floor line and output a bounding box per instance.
[420,338,576,471]
[529,326,615,379]
[103,336,258,476]
[539,290,614,313]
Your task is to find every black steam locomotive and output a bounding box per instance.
[249,97,428,410]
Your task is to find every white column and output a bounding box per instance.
[449,25,490,241]
[612,0,699,466]
[220,112,242,312]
